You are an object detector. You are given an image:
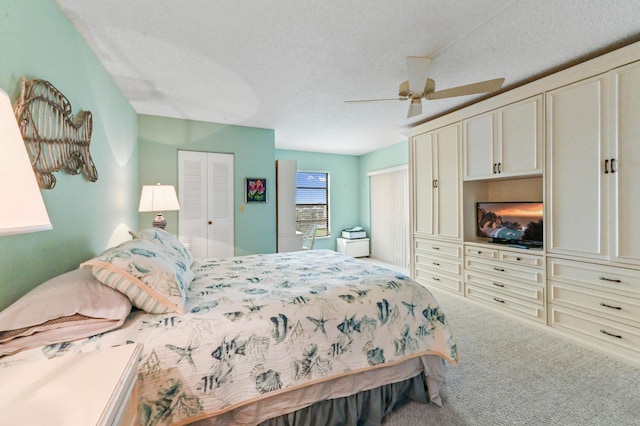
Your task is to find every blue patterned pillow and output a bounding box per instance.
[137,228,194,266]
[81,239,193,314]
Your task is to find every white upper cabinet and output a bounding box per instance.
[463,95,543,180]
[411,123,462,241]
[610,61,640,266]
[546,74,609,259]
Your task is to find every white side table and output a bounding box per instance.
[336,237,370,257]
[0,343,142,426]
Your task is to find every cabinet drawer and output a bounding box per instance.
[465,257,543,285]
[416,253,461,276]
[499,250,543,268]
[465,270,544,304]
[415,268,463,293]
[547,257,640,298]
[548,281,640,326]
[465,284,545,323]
[549,305,640,361]
[464,245,498,260]
[416,239,462,260]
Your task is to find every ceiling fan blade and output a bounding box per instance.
[344,97,406,103]
[407,99,422,118]
[425,77,505,100]
[406,56,432,94]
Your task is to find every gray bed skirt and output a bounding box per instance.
[258,373,430,426]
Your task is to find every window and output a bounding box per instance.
[295,172,329,237]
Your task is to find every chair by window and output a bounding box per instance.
[302,224,318,250]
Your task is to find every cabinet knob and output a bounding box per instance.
[516,257,522,261]
[208,220,213,225]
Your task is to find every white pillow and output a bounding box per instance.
[0,268,131,356]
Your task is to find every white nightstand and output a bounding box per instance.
[0,343,142,426]
[336,237,370,258]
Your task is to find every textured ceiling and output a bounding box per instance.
[56,0,640,155]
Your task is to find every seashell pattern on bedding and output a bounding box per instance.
[1,250,458,425]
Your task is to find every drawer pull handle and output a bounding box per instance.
[432,277,440,281]
[493,298,505,303]
[600,329,622,339]
[493,282,505,288]
[599,302,622,310]
[433,262,440,266]
[493,267,505,272]
[599,276,621,283]
[432,246,440,250]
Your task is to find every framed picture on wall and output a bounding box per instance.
[245,178,267,203]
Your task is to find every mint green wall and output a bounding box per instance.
[138,115,276,256]
[275,150,361,251]
[276,141,408,250]
[0,0,139,310]
[358,141,409,231]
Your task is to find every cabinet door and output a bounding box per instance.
[546,74,608,259]
[435,123,462,240]
[463,111,495,180]
[610,61,640,265]
[412,132,434,235]
[498,95,543,177]
[178,151,234,259]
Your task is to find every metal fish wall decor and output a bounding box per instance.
[14,78,98,189]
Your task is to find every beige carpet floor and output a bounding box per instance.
[382,285,640,426]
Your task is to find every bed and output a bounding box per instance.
[0,229,458,425]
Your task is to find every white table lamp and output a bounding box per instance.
[138,183,180,229]
[0,88,52,236]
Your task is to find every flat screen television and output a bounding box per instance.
[476,201,543,248]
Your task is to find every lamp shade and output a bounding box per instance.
[0,88,52,236]
[138,184,180,212]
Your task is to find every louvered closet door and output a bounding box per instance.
[178,151,234,260]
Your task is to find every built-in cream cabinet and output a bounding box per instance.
[463,95,543,181]
[546,61,640,266]
[410,122,461,241]
[409,42,640,367]
[464,243,545,323]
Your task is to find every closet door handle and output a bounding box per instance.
[600,302,622,310]
[599,276,621,283]
[497,162,502,173]
[610,158,617,173]
[604,159,610,174]
[493,163,497,174]
[432,179,438,188]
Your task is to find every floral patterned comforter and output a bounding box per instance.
[4,250,458,425]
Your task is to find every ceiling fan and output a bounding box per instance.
[345,56,505,118]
